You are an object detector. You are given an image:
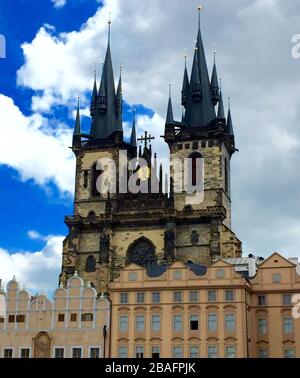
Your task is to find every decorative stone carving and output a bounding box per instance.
[191,230,200,246]
[126,237,156,267]
[33,332,51,358]
[164,224,176,262]
[99,229,110,265]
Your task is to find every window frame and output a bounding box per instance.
[89,346,101,359]
[207,313,217,332]
[53,347,65,359]
[173,314,183,332]
[119,314,129,332]
[71,347,83,359]
[173,291,183,303]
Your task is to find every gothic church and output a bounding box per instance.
[60,10,242,293]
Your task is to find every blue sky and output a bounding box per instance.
[0,0,300,292]
[0,0,100,253]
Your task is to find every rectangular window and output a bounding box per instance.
[173,271,182,280]
[72,348,82,359]
[208,314,217,331]
[225,345,236,358]
[152,315,161,332]
[90,348,100,358]
[208,346,218,358]
[258,319,267,335]
[16,315,25,323]
[189,291,199,303]
[193,141,199,150]
[4,349,13,358]
[136,315,145,331]
[58,314,65,322]
[282,294,291,306]
[284,349,295,358]
[258,295,267,306]
[216,269,225,278]
[129,272,137,281]
[119,346,128,358]
[225,290,234,302]
[119,315,128,332]
[120,293,128,304]
[0,317,4,323]
[190,315,199,331]
[137,292,145,304]
[173,346,183,358]
[152,292,161,304]
[136,346,144,359]
[208,290,217,302]
[8,315,15,323]
[173,292,182,303]
[70,313,77,322]
[225,314,235,331]
[173,315,183,332]
[54,348,64,359]
[258,349,268,359]
[20,348,30,358]
[152,346,160,359]
[189,345,199,358]
[81,313,93,322]
[284,318,293,334]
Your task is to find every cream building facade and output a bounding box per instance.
[0,274,110,358]
[109,253,300,358]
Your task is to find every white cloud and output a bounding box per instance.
[51,0,66,9]
[0,236,63,292]
[11,0,300,260]
[27,230,55,242]
[0,94,75,195]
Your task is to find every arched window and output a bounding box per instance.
[91,163,101,198]
[86,255,96,273]
[225,158,229,193]
[189,152,203,187]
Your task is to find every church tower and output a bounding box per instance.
[164,7,241,264]
[60,9,241,293]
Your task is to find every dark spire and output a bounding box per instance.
[181,54,189,106]
[211,51,220,106]
[90,71,98,116]
[116,65,123,132]
[166,84,174,124]
[74,97,81,136]
[190,47,202,101]
[130,110,137,147]
[185,6,216,128]
[217,79,225,118]
[159,164,163,193]
[72,97,81,150]
[226,97,234,136]
[90,16,121,140]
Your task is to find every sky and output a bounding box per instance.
[0,0,299,293]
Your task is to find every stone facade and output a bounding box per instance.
[0,274,110,358]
